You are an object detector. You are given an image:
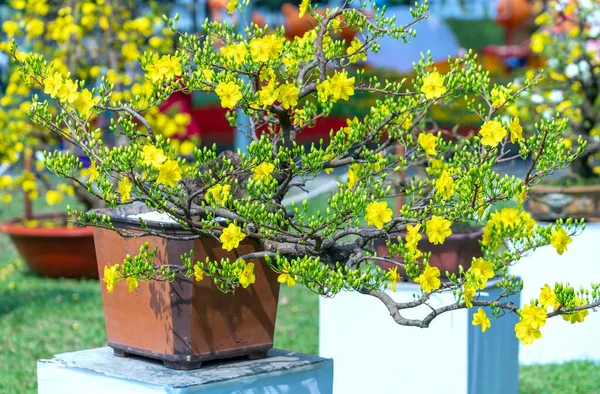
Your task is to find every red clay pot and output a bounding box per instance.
[0,213,98,279]
[526,184,600,221]
[92,206,281,370]
[374,229,483,278]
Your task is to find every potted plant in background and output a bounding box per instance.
[0,0,190,278]
[515,0,600,220]
[12,0,600,370]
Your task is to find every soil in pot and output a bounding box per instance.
[0,213,98,278]
[92,206,281,370]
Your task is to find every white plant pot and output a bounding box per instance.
[319,279,520,394]
[510,222,600,365]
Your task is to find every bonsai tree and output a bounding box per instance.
[12,0,600,344]
[0,0,190,218]
[518,0,600,180]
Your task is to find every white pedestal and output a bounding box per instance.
[510,222,600,365]
[319,280,519,394]
[38,347,333,394]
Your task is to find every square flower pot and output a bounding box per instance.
[92,206,280,370]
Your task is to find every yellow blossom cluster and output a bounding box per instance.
[0,0,187,215]
[12,1,595,340]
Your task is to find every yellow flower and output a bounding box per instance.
[220,223,246,251]
[145,54,182,83]
[464,283,476,308]
[509,117,523,143]
[278,269,297,287]
[329,71,355,101]
[45,190,62,205]
[215,81,242,109]
[317,80,332,103]
[278,83,299,109]
[521,304,547,330]
[426,159,445,176]
[2,20,19,37]
[515,321,542,345]
[58,183,74,197]
[425,215,452,245]
[26,18,44,38]
[179,141,195,156]
[550,227,571,255]
[530,32,545,54]
[479,120,507,147]
[535,12,548,26]
[142,145,167,168]
[126,277,138,293]
[206,184,231,206]
[103,264,119,294]
[226,0,238,14]
[299,0,310,17]
[220,42,248,65]
[472,308,491,333]
[87,161,99,182]
[238,262,256,288]
[157,160,182,188]
[118,177,132,202]
[0,175,13,189]
[72,88,96,117]
[22,179,36,192]
[563,297,589,324]
[263,34,284,58]
[490,86,508,108]
[57,79,79,104]
[249,37,270,63]
[435,170,455,200]
[347,163,360,189]
[539,284,557,310]
[43,72,63,98]
[347,38,366,63]
[194,265,204,282]
[388,266,401,292]
[418,133,437,156]
[414,264,441,293]
[252,162,275,182]
[405,223,422,249]
[470,258,495,289]
[365,201,393,229]
[323,153,334,174]
[421,71,446,99]
[258,80,279,107]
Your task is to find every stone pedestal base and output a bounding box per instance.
[38,347,333,394]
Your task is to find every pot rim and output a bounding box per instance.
[0,213,93,237]
[530,183,600,194]
[90,205,227,231]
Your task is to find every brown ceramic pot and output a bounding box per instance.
[92,206,280,370]
[373,229,483,279]
[526,184,600,221]
[0,213,98,278]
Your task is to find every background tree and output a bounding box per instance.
[516,0,600,180]
[0,0,191,215]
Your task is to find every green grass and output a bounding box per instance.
[445,18,505,51]
[0,196,319,393]
[1,195,600,393]
[520,361,600,394]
